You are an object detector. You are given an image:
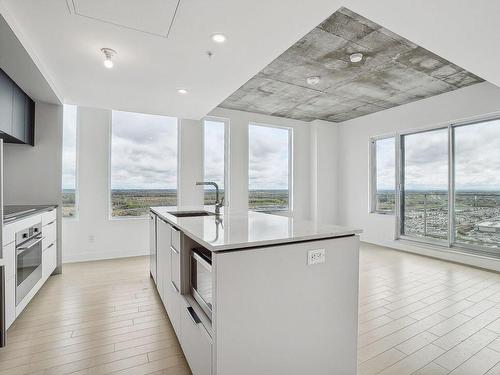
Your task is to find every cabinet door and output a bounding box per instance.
[149,213,157,284]
[0,69,13,134]
[24,96,35,145]
[180,298,212,375]
[5,276,15,329]
[42,243,57,280]
[156,218,171,303]
[11,84,25,141]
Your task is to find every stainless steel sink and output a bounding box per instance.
[167,210,215,217]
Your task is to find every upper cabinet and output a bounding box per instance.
[0,68,35,145]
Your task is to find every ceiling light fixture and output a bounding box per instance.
[306,76,321,85]
[211,33,227,43]
[101,48,117,69]
[177,88,188,95]
[349,52,363,63]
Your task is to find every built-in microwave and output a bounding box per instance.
[190,247,212,320]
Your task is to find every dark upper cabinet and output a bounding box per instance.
[0,69,13,134]
[0,68,35,145]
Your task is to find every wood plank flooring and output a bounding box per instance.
[3,243,500,374]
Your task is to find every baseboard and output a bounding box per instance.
[363,238,500,273]
[62,248,149,263]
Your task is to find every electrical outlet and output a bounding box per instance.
[307,249,325,265]
[88,235,95,243]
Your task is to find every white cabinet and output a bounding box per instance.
[156,218,171,304]
[5,277,15,329]
[149,213,157,284]
[180,298,212,375]
[42,243,56,281]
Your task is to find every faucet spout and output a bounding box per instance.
[196,181,223,214]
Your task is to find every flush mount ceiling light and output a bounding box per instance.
[349,52,363,63]
[211,33,227,43]
[101,48,117,69]
[306,76,321,85]
[177,88,188,95]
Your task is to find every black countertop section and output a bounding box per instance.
[3,205,57,224]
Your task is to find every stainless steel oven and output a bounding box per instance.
[190,247,212,320]
[16,223,43,305]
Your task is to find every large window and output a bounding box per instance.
[454,119,500,248]
[401,128,449,242]
[110,111,177,217]
[204,119,227,206]
[370,137,396,213]
[248,124,291,212]
[62,105,78,218]
[394,117,500,254]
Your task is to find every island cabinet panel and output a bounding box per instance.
[180,297,212,375]
[213,236,360,375]
[149,213,157,284]
[157,218,172,304]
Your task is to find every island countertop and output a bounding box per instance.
[150,206,362,252]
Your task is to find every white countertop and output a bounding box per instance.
[150,206,362,252]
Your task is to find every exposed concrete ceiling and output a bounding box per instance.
[219,8,483,122]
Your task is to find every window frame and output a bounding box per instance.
[202,116,230,208]
[248,122,293,214]
[369,134,396,215]
[108,110,179,220]
[391,113,500,256]
[62,104,80,220]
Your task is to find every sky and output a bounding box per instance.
[62,105,77,190]
[248,124,289,190]
[204,120,225,189]
[111,110,177,190]
[377,119,500,192]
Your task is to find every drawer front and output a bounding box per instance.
[43,241,57,280]
[42,208,57,226]
[165,281,181,337]
[180,299,212,375]
[3,242,15,280]
[171,226,181,252]
[171,246,181,292]
[42,220,57,251]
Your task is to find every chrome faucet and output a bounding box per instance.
[196,181,224,215]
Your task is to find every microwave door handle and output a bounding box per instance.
[192,251,212,272]
[17,236,44,252]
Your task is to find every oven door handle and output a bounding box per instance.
[17,236,44,253]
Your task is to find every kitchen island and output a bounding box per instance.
[150,206,361,375]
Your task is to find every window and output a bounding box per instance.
[370,137,396,213]
[248,124,291,212]
[400,128,449,242]
[454,119,500,248]
[110,111,177,217]
[62,105,78,218]
[203,119,227,206]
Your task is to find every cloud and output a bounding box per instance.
[377,119,500,191]
[111,111,178,189]
[249,124,289,190]
[204,120,225,188]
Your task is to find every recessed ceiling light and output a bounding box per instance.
[306,76,321,85]
[177,88,188,95]
[211,33,227,43]
[101,48,117,69]
[349,52,363,63]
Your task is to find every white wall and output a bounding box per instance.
[63,106,316,262]
[337,82,500,270]
[4,101,63,272]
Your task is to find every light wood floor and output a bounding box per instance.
[3,244,500,374]
[0,256,190,375]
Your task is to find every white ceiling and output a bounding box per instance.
[1,0,499,120]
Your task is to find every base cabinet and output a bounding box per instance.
[180,298,212,375]
[42,243,57,281]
